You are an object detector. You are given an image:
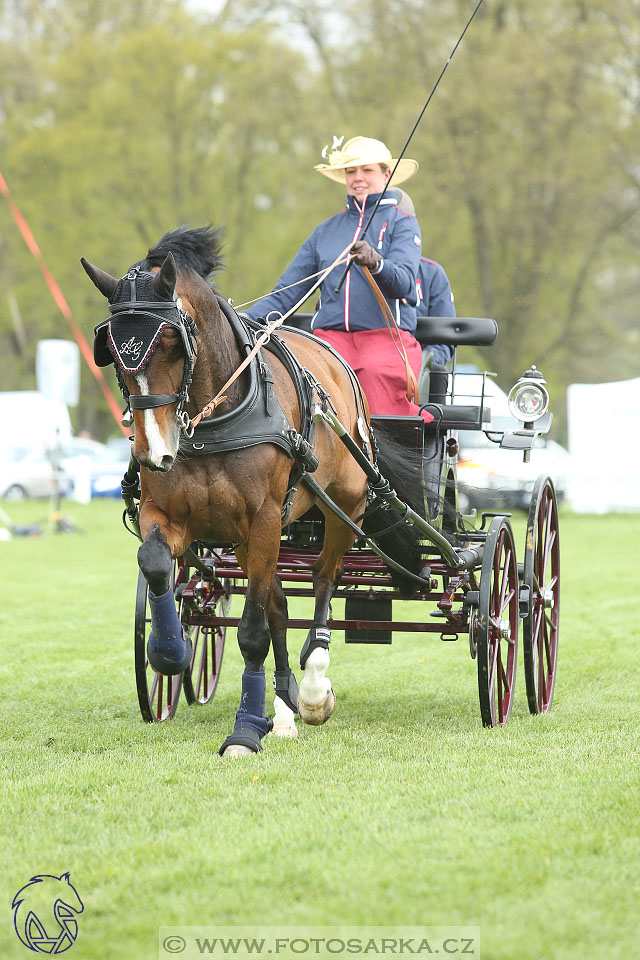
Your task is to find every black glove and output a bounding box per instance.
[350,240,382,271]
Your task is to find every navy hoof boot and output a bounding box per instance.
[147,630,192,676]
[146,587,192,676]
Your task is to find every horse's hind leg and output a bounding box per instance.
[298,510,358,725]
[268,575,298,738]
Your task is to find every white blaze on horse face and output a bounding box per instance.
[135,373,176,467]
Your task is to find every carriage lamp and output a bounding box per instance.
[508,366,549,424]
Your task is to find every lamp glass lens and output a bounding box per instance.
[514,385,545,417]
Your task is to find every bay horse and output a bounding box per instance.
[82,226,421,757]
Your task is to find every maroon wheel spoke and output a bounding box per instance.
[489,639,499,690]
[497,644,504,722]
[501,586,516,615]
[499,547,512,610]
[543,627,553,674]
[541,527,556,579]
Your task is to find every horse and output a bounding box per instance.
[82,226,422,757]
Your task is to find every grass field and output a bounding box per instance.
[0,499,638,960]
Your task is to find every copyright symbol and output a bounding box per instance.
[163,935,187,953]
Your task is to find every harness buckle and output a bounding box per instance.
[179,409,195,439]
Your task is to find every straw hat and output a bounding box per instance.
[314,136,418,185]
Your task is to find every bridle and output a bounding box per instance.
[93,266,199,437]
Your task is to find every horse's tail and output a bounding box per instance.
[361,422,426,598]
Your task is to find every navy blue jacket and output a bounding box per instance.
[417,257,456,366]
[247,193,422,333]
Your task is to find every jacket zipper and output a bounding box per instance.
[344,198,366,332]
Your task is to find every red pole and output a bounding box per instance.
[0,169,128,435]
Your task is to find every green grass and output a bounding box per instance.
[0,500,639,960]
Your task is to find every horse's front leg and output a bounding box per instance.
[137,519,192,676]
[220,506,283,758]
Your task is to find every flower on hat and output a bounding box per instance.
[321,135,345,161]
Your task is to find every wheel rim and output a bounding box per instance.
[477,518,519,727]
[134,568,182,722]
[523,477,560,714]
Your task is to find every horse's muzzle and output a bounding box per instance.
[138,454,175,472]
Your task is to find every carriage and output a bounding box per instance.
[82,227,559,754]
[125,311,559,730]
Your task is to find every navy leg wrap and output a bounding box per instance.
[299,624,331,670]
[220,670,273,755]
[146,588,192,676]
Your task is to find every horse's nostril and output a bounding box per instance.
[160,455,174,471]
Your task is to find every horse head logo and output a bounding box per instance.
[12,873,84,954]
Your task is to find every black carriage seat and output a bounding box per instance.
[415,316,498,406]
[414,315,498,348]
[415,316,498,428]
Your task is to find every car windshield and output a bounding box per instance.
[3,446,33,463]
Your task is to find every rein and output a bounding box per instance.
[360,266,418,404]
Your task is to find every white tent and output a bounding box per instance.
[567,377,640,513]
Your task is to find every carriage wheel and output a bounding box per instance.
[522,476,560,714]
[182,574,230,706]
[476,517,519,727]
[134,567,182,722]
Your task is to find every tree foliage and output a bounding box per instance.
[0,0,637,439]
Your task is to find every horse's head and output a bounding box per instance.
[82,252,198,470]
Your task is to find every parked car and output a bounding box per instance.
[89,437,133,498]
[451,371,572,513]
[0,436,131,501]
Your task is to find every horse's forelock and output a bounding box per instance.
[140,225,224,282]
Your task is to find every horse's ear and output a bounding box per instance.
[80,258,118,299]
[152,252,177,299]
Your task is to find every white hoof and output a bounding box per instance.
[271,695,298,738]
[221,744,254,758]
[298,647,335,726]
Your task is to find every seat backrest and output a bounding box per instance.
[415,316,498,347]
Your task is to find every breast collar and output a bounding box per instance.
[178,297,317,470]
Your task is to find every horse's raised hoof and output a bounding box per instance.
[297,646,335,725]
[297,687,336,725]
[271,695,298,738]
[146,634,193,677]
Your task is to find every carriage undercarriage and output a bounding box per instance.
[132,315,560,731]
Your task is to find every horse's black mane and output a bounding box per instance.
[134,225,224,281]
